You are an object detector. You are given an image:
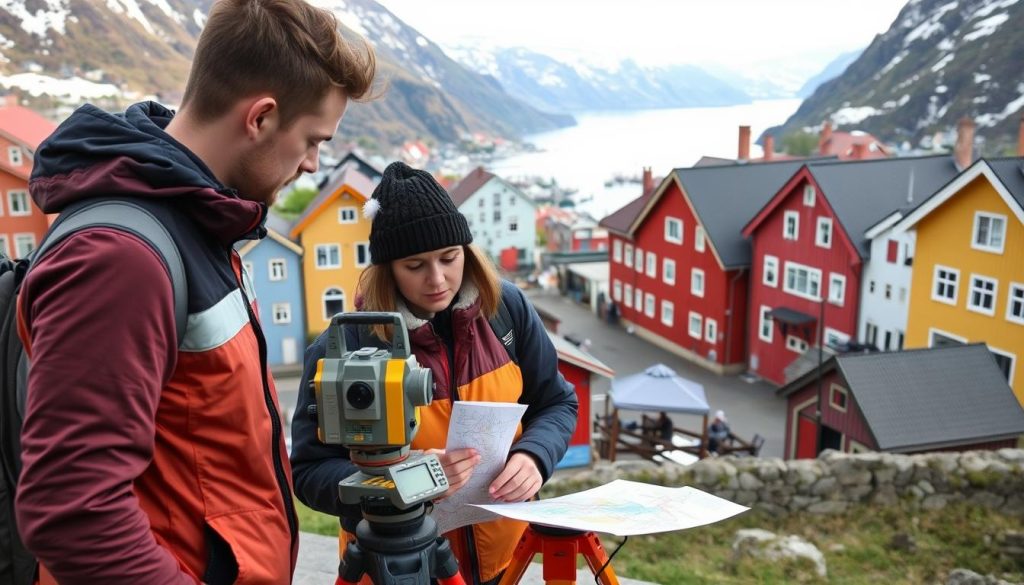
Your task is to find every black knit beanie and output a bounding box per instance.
[366,161,473,264]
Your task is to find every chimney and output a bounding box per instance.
[851,141,868,160]
[642,166,653,194]
[954,116,975,170]
[763,135,775,160]
[738,125,751,161]
[1018,112,1024,157]
[818,120,833,154]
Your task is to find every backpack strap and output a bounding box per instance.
[489,294,518,365]
[32,199,188,347]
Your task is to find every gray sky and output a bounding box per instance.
[376,0,909,71]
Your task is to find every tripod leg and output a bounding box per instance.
[579,533,619,585]
[497,530,539,585]
[336,540,368,585]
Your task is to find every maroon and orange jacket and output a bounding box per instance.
[16,102,297,584]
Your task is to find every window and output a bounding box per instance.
[887,240,899,263]
[883,330,894,351]
[803,184,816,206]
[355,242,370,267]
[613,279,622,302]
[508,218,518,233]
[493,210,501,222]
[972,212,1006,253]
[323,288,345,320]
[613,240,623,263]
[478,198,485,208]
[786,335,808,353]
[967,274,998,316]
[13,234,35,258]
[634,288,642,311]
[338,207,357,223]
[884,284,892,300]
[509,194,516,206]
[988,347,1016,383]
[8,146,22,166]
[243,261,254,279]
[898,287,907,302]
[624,244,633,266]
[688,311,702,339]
[315,244,341,269]
[644,293,655,318]
[663,258,676,285]
[634,248,644,272]
[705,318,718,343]
[0,235,9,256]
[645,252,657,278]
[815,217,832,248]
[930,329,966,348]
[829,384,848,412]
[8,191,30,216]
[865,322,878,346]
[695,226,705,252]
[268,258,287,281]
[897,330,905,350]
[493,191,501,205]
[624,284,633,308]
[691,268,705,297]
[763,255,779,287]
[828,273,845,305]
[783,211,799,240]
[758,306,773,342]
[1008,283,1024,325]
[272,302,292,324]
[824,327,850,348]
[661,300,674,326]
[479,211,485,223]
[784,261,822,301]
[665,217,683,244]
[869,280,876,294]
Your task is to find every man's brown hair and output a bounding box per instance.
[181,0,376,125]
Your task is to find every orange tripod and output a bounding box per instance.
[498,524,620,585]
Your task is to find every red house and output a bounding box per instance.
[777,344,1024,459]
[602,160,808,374]
[0,101,56,258]
[549,332,614,468]
[742,156,960,386]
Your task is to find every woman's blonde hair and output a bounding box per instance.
[356,244,501,341]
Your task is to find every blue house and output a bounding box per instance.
[237,212,306,367]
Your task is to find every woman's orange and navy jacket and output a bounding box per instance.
[290,281,578,584]
[16,102,297,584]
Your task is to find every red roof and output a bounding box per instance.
[820,131,891,160]
[448,166,495,207]
[0,103,57,149]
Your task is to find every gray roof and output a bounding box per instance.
[674,159,811,268]
[835,344,1024,452]
[982,157,1024,210]
[265,211,295,240]
[293,160,379,232]
[806,155,960,258]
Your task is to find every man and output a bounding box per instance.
[15,0,375,582]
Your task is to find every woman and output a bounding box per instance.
[290,161,578,585]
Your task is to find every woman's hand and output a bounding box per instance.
[488,452,542,503]
[425,448,480,499]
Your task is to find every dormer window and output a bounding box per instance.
[8,146,22,166]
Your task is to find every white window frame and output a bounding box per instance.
[613,279,622,302]
[634,248,644,272]
[783,210,799,240]
[664,217,683,244]
[662,258,676,285]
[613,240,622,263]
[661,300,674,326]
[829,383,849,412]
[8,146,22,166]
[272,302,292,324]
[763,255,779,287]
[824,327,850,348]
[634,288,642,311]
[624,284,633,308]
[355,242,370,268]
[786,335,809,353]
[971,211,1006,254]
[688,311,702,339]
[815,217,833,248]
[322,287,345,321]
[695,226,705,252]
[624,243,633,266]
[508,217,518,233]
[803,184,816,207]
[645,251,657,278]
[987,345,1017,385]
[1007,282,1024,325]
[338,206,358,224]
[13,233,35,258]
[932,264,959,305]
[705,318,718,343]
[828,272,846,306]
[758,305,773,343]
[0,235,8,256]
[644,292,655,318]
[929,327,968,348]
[268,258,287,281]
[967,274,998,316]
[691,268,705,297]
[315,243,341,269]
[783,261,822,301]
[8,190,31,217]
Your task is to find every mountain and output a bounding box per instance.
[771,0,1024,154]
[797,49,863,98]
[444,45,751,113]
[0,0,571,148]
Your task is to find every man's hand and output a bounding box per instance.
[488,452,542,503]
[425,448,480,499]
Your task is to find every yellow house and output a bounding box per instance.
[896,158,1024,404]
[291,159,380,338]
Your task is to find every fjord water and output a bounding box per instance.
[490,98,803,219]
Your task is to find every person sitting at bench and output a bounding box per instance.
[656,411,673,441]
[708,410,731,454]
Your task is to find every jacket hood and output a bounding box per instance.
[30,101,265,245]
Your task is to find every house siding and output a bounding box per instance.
[859,226,915,351]
[242,236,306,366]
[458,177,535,268]
[783,370,875,459]
[0,135,48,258]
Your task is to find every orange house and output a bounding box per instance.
[0,102,57,258]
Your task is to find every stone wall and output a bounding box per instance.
[547,448,1024,516]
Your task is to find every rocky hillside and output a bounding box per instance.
[772,0,1024,154]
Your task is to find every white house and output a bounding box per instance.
[859,210,916,351]
[449,166,537,270]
